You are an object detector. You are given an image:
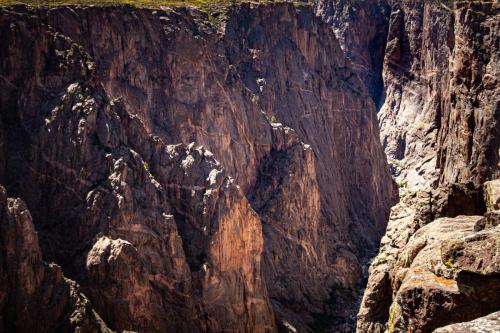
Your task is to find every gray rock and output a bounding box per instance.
[433,311,500,333]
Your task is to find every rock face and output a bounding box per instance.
[432,311,500,333]
[0,3,396,332]
[316,0,499,192]
[358,209,500,333]
[312,0,500,332]
[382,0,500,192]
[0,185,112,333]
[311,0,500,332]
[312,0,390,108]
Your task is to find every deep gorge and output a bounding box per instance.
[0,1,498,333]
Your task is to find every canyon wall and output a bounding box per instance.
[4,1,497,331]
[314,0,500,332]
[313,0,390,108]
[0,3,396,332]
[0,185,112,333]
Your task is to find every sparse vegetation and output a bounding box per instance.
[397,179,408,189]
[0,0,306,10]
[270,115,278,124]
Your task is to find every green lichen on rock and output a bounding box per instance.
[441,239,464,267]
[444,260,454,268]
[387,301,401,333]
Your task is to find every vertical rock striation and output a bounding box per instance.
[312,0,390,108]
[436,1,500,187]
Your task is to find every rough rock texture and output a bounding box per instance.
[0,185,112,333]
[436,1,500,188]
[312,0,390,108]
[380,0,499,192]
[358,205,500,333]
[315,0,499,191]
[0,3,396,332]
[485,179,500,211]
[312,0,500,331]
[344,1,500,332]
[432,311,500,333]
[2,76,276,333]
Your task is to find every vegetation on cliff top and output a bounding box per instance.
[0,0,308,9]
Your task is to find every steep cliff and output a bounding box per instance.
[313,0,390,108]
[364,1,499,332]
[0,3,396,332]
[0,185,112,333]
[314,0,500,332]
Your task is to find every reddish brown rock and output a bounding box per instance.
[358,213,500,333]
[437,1,500,187]
[0,3,396,332]
[0,185,112,333]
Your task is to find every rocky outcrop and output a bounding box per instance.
[432,311,500,333]
[485,178,500,211]
[0,185,112,333]
[381,0,499,192]
[0,3,396,332]
[316,0,499,192]
[436,1,500,187]
[312,0,500,331]
[2,75,276,332]
[357,208,500,333]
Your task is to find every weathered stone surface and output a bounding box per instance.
[0,185,112,333]
[432,311,500,333]
[318,0,500,193]
[441,223,500,276]
[475,210,500,232]
[485,179,500,212]
[358,214,500,333]
[0,3,396,332]
[377,0,453,191]
[16,78,275,333]
[437,1,500,188]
